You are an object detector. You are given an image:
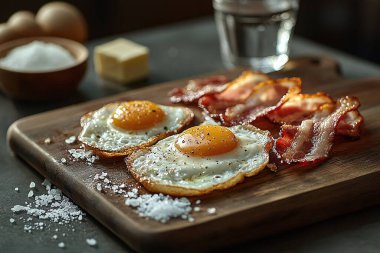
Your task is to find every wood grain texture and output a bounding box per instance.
[7,57,380,253]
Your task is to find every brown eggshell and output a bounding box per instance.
[0,23,20,44]
[8,11,44,37]
[36,2,87,43]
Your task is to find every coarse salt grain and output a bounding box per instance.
[52,235,58,239]
[65,136,76,144]
[58,242,65,248]
[29,182,35,188]
[86,238,97,247]
[0,41,76,72]
[207,207,216,215]
[61,158,67,164]
[10,218,15,223]
[15,187,19,192]
[27,190,34,198]
[44,138,52,144]
[42,179,51,191]
[193,207,201,212]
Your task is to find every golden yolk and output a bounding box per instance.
[175,125,238,157]
[111,101,165,130]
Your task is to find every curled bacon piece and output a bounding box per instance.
[215,71,271,102]
[168,75,228,103]
[200,77,302,126]
[267,92,334,124]
[336,110,364,137]
[275,96,361,164]
[267,92,363,137]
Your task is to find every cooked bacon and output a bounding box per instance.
[200,77,302,126]
[267,92,334,124]
[197,71,272,124]
[267,92,363,137]
[336,110,364,137]
[168,75,228,103]
[215,71,271,102]
[275,96,361,164]
[224,78,302,125]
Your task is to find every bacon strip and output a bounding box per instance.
[215,71,271,102]
[275,96,361,164]
[225,78,302,125]
[168,75,228,103]
[336,110,364,137]
[200,77,302,126]
[267,93,334,124]
[267,92,363,137]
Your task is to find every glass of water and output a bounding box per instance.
[213,0,299,73]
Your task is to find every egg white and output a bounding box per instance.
[128,125,272,195]
[78,103,193,153]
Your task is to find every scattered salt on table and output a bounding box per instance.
[86,238,97,247]
[14,187,19,192]
[29,182,35,188]
[0,41,76,72]
[27,190,34,198]
[11,179,85,234]
[65,136,76,144]
[10,218,15,224]
[58,242,65,248]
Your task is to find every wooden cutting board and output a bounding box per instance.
[7,57,380,253]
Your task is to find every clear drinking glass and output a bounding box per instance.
[213,0,299,73]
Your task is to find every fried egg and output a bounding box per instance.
[127,124,273,196]
[78,100,194,157]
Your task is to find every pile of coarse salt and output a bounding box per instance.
[125,191,193,223]
[0,41,76,72]
[10,179,85,233]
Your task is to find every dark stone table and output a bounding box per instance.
[1,18,380,253]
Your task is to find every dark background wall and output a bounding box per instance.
[1,0,379,64]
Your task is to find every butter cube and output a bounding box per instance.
[94,38,149,83]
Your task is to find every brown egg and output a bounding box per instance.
[0,23,20,44]
[8,11,44,37]
[36,2,87,43]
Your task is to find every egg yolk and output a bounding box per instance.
[175,125,238,157]
[111,101,165,130]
